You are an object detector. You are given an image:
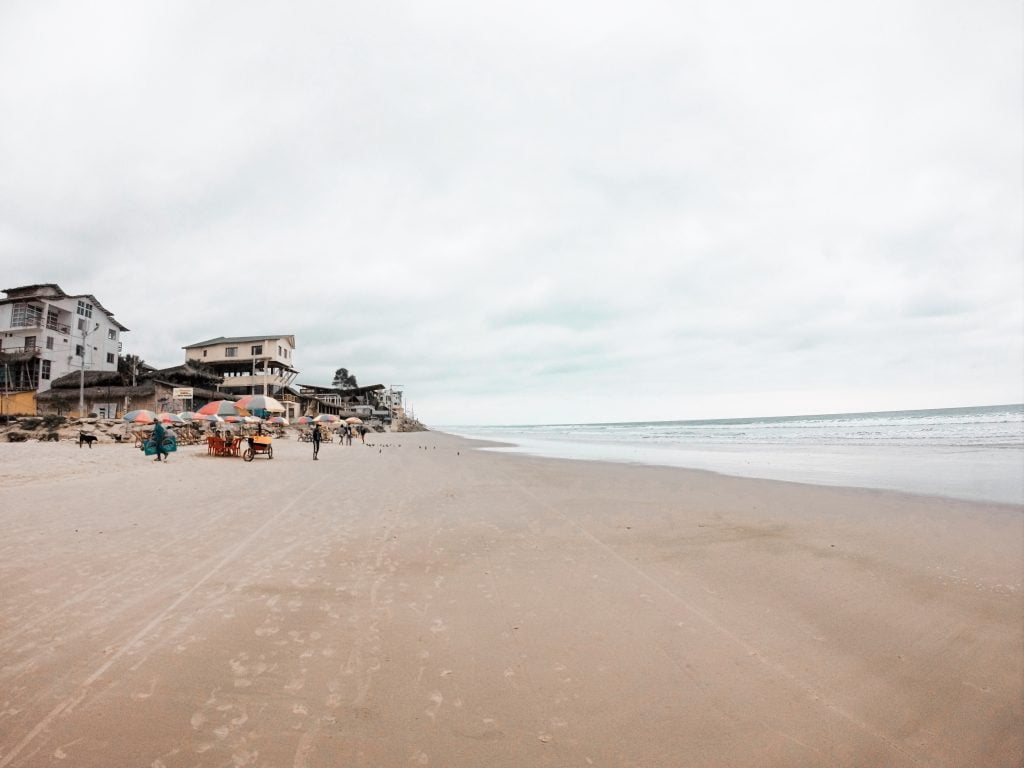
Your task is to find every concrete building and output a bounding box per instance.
[296,383,390,425]
[0,283,129,416]
[183,335,300,417]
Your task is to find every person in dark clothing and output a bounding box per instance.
[311,424,322,460]
[152,419,167,462]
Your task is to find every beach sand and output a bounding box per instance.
[0,431,1020,767]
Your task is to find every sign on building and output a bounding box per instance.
[172,387,194,400]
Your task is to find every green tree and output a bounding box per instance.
[118,354,146,386]
[332,367,358,388]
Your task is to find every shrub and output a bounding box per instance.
[19,418,42,431]
[7,431,28,442]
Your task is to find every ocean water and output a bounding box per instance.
[443,404,1024,505]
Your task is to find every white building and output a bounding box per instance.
[183,335,300,416]
[0,283,128,415]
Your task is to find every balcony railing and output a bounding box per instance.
[5,318,72,334]
[46,320,72,334]
[0,345,42,356]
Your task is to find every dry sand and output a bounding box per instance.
[0,431,1021,767]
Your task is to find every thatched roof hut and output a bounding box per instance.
[37,363,228,415]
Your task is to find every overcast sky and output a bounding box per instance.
[1,1,1020,425]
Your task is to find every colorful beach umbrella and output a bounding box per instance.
[295,416,313,425]
[193,413,225,424]
[156,412,185,425]
[313,414,340,423]
[196,400,249,417]
[123,409,157,424]
[178,411,197,421]
[235,395,286,413]
[344,416,363,424]
[268,416,289,425]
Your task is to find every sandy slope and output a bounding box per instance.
[0,431,1021,767]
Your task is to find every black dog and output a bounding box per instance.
[78,431,98,448]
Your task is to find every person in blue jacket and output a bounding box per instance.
[152,419,168,462]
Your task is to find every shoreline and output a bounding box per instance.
[442,429,1024,506]
[1,431,1021,766]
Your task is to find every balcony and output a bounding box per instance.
[219,373,293,392]
[4,318,72,335]
[0,344,42,357]
[46,319,72,334]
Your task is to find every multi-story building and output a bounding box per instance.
[296,383,391,424]
[0,283,128,415]
[183,335,300,416]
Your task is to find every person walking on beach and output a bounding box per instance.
[311,424,322,460]
[345,426,353,446]
[152,419,168,462]
[358,425,366,444]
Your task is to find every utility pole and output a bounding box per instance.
[78,323,98,418]
[1,363,9,419]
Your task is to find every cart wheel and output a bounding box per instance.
[268,446,273,459]
[243,448,254,462]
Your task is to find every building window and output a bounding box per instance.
[75,344,84,357]
[108,329,117,340]
[251,344,263,355]
[11,303,42,327]
[24,336,36,350]
[77,300,93,318]
[225,347,238,357]
[46,336,54,350]
[106,353,115,364]
[202,350,208,357]
[78,318,86,331]
[41,360,51,380]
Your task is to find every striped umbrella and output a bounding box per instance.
[196,400,249,417]
[268,416,289,425]
[295,416,314,425]
[313,414,340,423]
[156,412,186,425]
[235,395,286,413]
[193,414,225,424]
[178,411,198,421]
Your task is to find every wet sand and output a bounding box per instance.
[0,431,1021,767]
